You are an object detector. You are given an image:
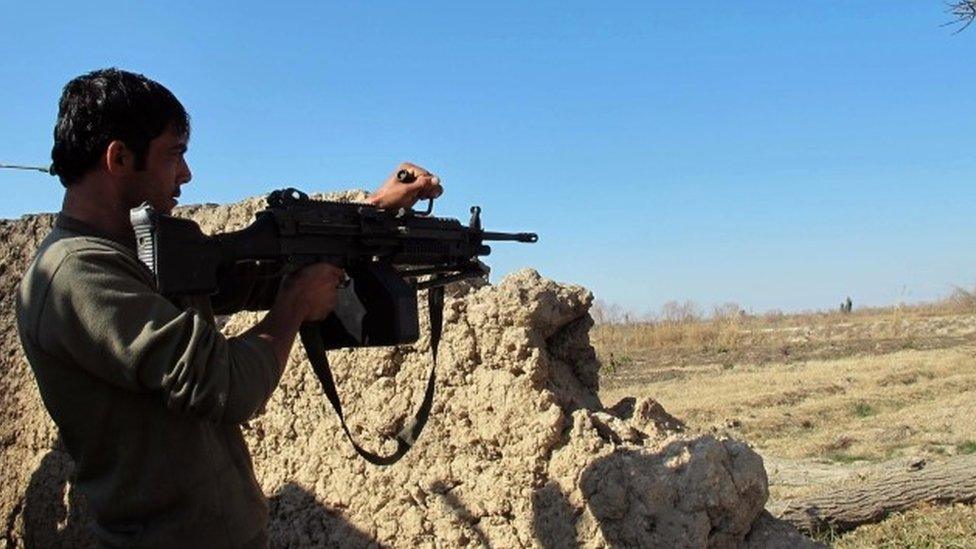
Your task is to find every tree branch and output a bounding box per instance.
[947,1,976,33]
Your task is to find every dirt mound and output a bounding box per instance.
[0,194,810,547]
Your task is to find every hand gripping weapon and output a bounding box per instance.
[130,185,537,464]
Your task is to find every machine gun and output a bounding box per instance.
[130,187,537,465]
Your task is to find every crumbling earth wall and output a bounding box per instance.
[0,194,811,548]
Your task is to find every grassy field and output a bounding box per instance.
[593,293,976,545]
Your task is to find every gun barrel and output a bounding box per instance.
[481,231,538,243]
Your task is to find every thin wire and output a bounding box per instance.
[0,164,51,174]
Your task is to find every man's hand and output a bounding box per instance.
[277,263,345,322]
[367,162,443,210]
[250,263,345,368]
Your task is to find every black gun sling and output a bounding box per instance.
[298,286,444,466]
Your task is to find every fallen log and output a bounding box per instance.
[778,454,976,534]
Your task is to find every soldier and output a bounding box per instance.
[15,68,441,548]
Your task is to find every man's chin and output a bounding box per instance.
[152,198,178,214]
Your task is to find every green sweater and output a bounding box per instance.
[16,214,281,548]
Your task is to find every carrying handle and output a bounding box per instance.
[396,169,435,216]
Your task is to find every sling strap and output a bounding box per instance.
[298,285,444,466]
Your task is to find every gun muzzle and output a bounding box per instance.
[481,231,538,243]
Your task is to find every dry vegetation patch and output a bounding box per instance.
[593,295,975,357]
[632,346,976,464]
[832,503,976,548]
[596,300,976,542]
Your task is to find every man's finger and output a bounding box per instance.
[396,162,431,182]
[400,162,431,176]
[419,175,442,199]
[428,176,443,198]
[418,183,443,200]
[414,174,437,186]
[396,173,442,201]
[307,263,344,282]
[400,174,437,193]
[328,267,346,283]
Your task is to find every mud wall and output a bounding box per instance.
[0,194,805,548]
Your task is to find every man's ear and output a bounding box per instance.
[103,140,134,176]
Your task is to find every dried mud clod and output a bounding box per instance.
[0,195,797,547]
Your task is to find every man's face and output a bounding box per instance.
[126,127,192,214]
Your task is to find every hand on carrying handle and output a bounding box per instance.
[367,162,443,210]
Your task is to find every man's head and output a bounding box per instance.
[51,68,191,213]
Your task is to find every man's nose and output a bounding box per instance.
[179,157,192,185]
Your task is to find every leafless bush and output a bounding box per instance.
[660,300,703,323]
[712,302,745,321]
[591,299,625,325]
[590,298,754,356]
[763,309,786,323]
[944,286,976,312]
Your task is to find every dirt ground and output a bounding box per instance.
[596,308,976,543]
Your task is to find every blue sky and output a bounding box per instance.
[2,2,974,314]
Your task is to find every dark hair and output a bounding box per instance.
[51,68,190,186]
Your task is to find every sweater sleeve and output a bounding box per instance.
[35,244,283,424]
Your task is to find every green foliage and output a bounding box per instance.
[852,402,877,418]
[824,452,874,464]
[599,352,633,375]
[956,440,976,455]
[612,354,633,368]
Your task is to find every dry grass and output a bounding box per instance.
[640,345,976,461]
[592,315,750,357]
[592,290,976,364]
[597,308,976,464]
[832,503,976,548]
[594,297,976,542]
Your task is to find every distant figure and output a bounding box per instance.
[840,297,853,314]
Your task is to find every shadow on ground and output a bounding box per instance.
[17,436,812,548]
[19,438,93,548]
[15,438,375,548]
